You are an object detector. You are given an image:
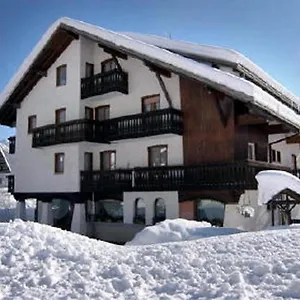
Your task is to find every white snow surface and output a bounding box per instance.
[123,32,300,106]
[126,218,242,245]
[1,18,300,129]
[256,170,300,205]
[2,220,300,299]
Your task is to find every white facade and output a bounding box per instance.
[13,36,183,194]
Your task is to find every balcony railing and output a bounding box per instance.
[32,108,183,147]
[81,69,128,99]
[80,161,289,193]
[32,119,107,148]
[7,175,14,193]
[103,108,183,141]
[8,136,15,154]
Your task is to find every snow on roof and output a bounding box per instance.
[3,220,300,298]
[256,170,300,205]
[1,17,300,129]
[123,32,300,106]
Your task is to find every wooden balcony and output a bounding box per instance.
[8,136,15,154]
[80,161,290,193]
[81,69,128,99]
[7,175,14,193]
[32,108,183,148]
[32,119,107,148]
[104,108,183,141]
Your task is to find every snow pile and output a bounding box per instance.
[256,170,300,205]
[127,218,242,245]
[0,188,35,222]
[2,221,300,299]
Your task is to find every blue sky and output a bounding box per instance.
[1,0,300,140]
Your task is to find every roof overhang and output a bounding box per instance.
[1,18,300,131]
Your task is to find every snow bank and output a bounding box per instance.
[126,218,242,246]
[256,170,300,205]
[2,221,300,299]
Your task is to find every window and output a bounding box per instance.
[196,199,225,227]
[142,95,160,112]
[101,58,117,73]
[277,151,281,163]
[148,145,168,167]
[56,64,67,86]
[85,107,94,120]
[84,152,93,171]
[55,108,66,124]
[54,153,65,174]
[134,198,146,224]
[154,198,166,224]
[85,63,94,78]
[28,115,37,133]
[95,105,110,121]
[247,143,256,161]
[292,154,297,170]
[100,151,116,170]
[95,199,123,222]
[270,149,281,163]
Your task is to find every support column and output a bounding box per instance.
[71,203,87,235]
[15,200,26,220]
[39,201,53,225]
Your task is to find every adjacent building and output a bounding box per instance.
[1,18,300,242]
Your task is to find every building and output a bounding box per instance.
[1,18,300,242]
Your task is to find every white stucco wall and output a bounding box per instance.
[15,39,81,193]
[269,133,300,169]
[79,36,181,119]
[123,191,179,225]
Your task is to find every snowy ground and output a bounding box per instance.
[1,220,300,299]
[127,218,242,245]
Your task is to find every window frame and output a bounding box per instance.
[84,152,93,171]
[100,150,116,170]
[28,115,37,133]
[56,64,67,87]
[85,107,94,120]
[95,105,110,121]
[247,142,256,161]
[55,108,66,125]
[101,58,117,73]
[148,145,168,167]
[54,153,65,174]
[85,62,94,78]
[141,94,160,113]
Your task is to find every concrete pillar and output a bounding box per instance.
[15,200,26,220]
[71,203,87,235]
[40,202,53,225]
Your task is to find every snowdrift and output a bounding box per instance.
[1,221,300,299]
[126,218,242,245]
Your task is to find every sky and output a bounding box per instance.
[1,0,300,140]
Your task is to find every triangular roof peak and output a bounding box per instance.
[1,17,300,129]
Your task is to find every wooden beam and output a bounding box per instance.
[155,72,173,108]
[266,124,291,135]
[145,61,171,78]
[286,135,300,144]
[111,55,122,72]
[98,43,128,60]
[236,114,267,126]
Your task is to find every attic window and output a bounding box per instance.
[56,64,67,86]
[101,59,117,73]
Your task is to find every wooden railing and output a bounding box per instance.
[81,69,128,99]
[102,108,183,141]
[7,175,14,193]
[32,108,183,147]
[8,136,15,154]
[32,119,107,147]
[81,161,288,192]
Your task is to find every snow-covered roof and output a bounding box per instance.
[1,17,300,129]
[123,32,300,107]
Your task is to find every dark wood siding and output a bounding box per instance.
[180,77,235,165]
